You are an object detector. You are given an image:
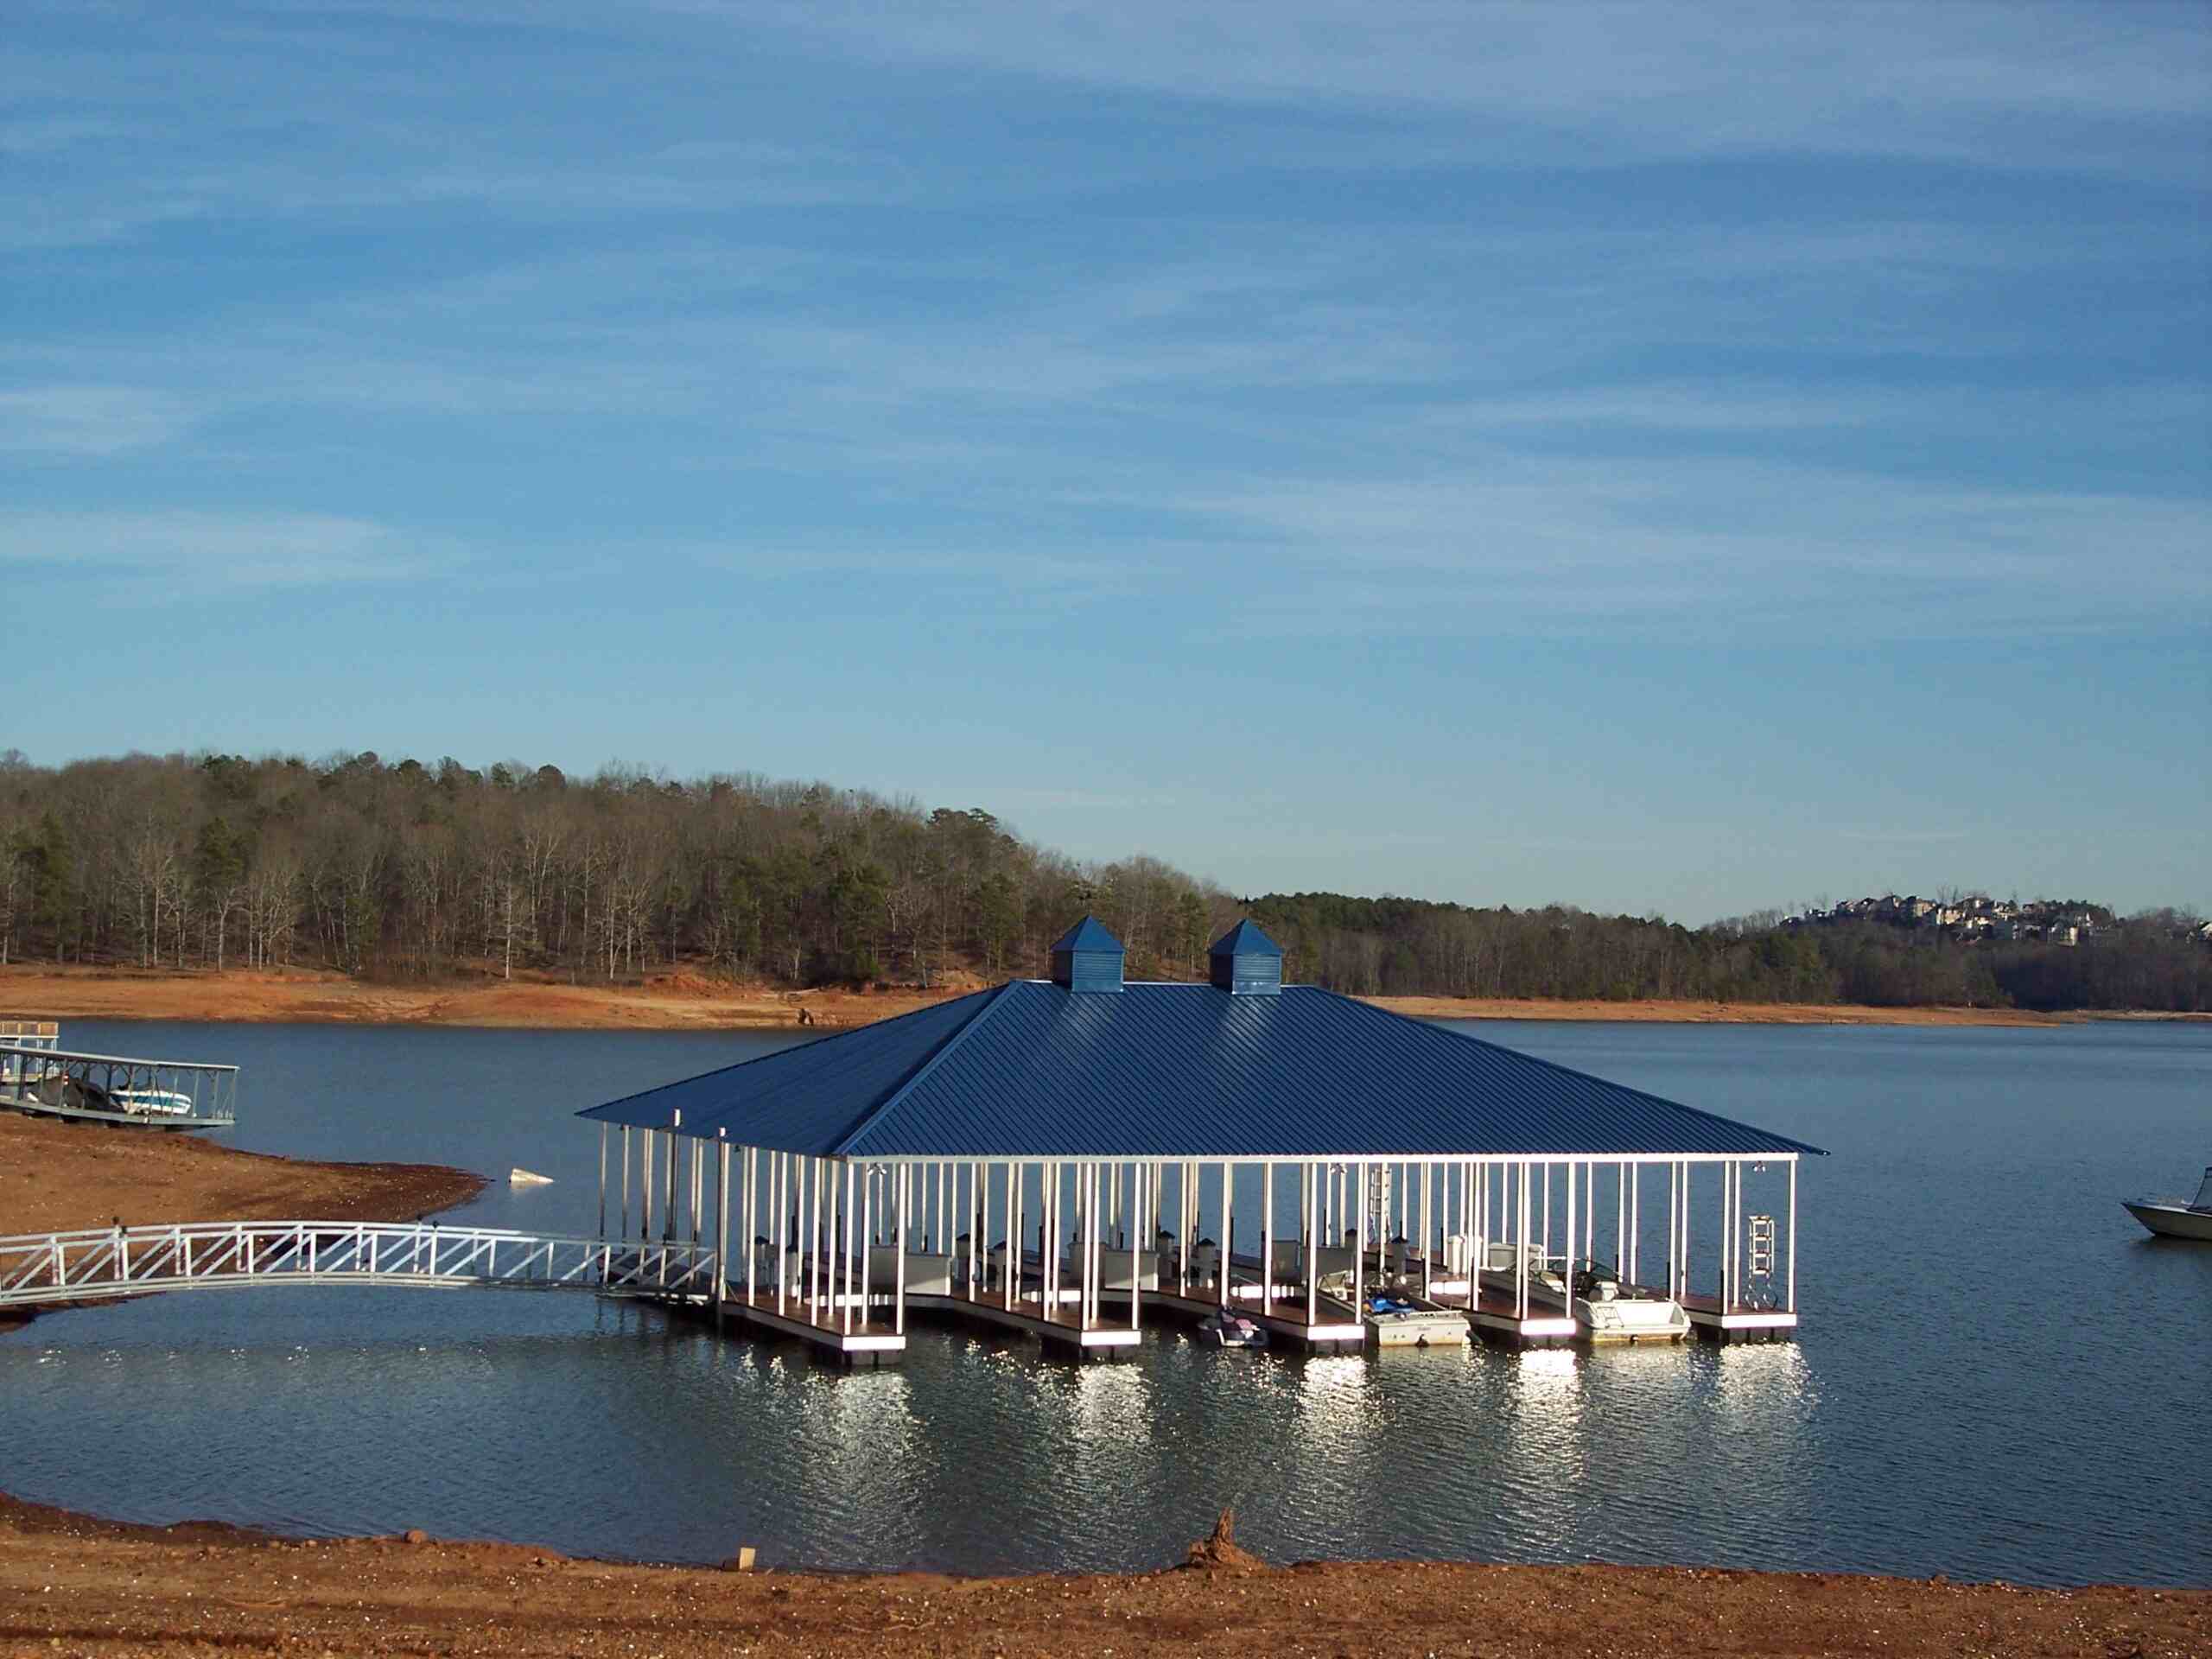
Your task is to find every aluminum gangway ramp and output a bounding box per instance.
[0,1222,720,1310]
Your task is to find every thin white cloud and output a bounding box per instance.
[0,387,202,456]
[1836,829,1974,844]
[725,0,2209,175]
[0,510,429,591]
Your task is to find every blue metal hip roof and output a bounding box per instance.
[579,980,1822,1160]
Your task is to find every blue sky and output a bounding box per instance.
[5,1,2207,922]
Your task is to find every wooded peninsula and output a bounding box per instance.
[2,750,2203,1014]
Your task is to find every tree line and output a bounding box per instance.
[1243,893,2209,1013]
[0,750,2200,1012]
[0,750,1232,988]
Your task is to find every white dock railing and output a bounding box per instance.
[0,1221,720,1309]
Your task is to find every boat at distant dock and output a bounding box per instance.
[1,1020,239,1130]
[2123,1166,2212,1241]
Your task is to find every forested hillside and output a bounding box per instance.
[0,751,1234,987]
[1245,893,2209,1014]
[0,750,2202,1011]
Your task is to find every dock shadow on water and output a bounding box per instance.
[3,1017,2208,1586]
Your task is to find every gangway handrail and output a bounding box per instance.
[0,1219,721,1309]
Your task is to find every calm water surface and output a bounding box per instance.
[3,1017,2206,1585]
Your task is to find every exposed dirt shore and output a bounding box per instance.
[0,964,2120,1031]
[1,1493,2203,1659]
[0,1112,484,1242]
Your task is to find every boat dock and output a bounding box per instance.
[2,1021,240,1130]
[578,918,1821,1366]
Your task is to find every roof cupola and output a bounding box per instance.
[1208,918,1283,996]
[1050,914,1126,994]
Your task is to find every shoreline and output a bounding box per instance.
[3,963,2177,1031]
[0,1114,486,1243]
[0,1491,2203,1658]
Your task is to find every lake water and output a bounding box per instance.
[3,1017,2206,1586]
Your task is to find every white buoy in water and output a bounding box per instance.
[509,1167,554,1185]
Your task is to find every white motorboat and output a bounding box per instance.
[1523,1255,1691,1343]
[1569,1261,1691,1343]
[2124,1166,2212,1242]
[111,1088,195,1117]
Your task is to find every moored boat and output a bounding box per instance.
[1570,1260,1691,1343]
[1363,1289,1469,1347]
[1198,1310,1268,1349]
[2124,1166,2212,1241]
[1524,1255,1692,1343]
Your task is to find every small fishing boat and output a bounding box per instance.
[1363,1290,1469,1348]
[2124,1166,2212,1242]
[1198,1310,1268,1349]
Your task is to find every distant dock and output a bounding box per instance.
[1,1020,240,1131]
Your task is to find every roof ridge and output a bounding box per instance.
[1292,986,1827,1157]
[829,979,1020,1157]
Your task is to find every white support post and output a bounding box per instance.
[1516,1160,1531,1319]
[1352,1160,1366,1313]
[639,1130,653,1243]
[598,1124,608,1240]
[619,1126,631,1243]
[1565,1158,1576,1300]
[810,1157,824,1318]
[1421,1161,1433,1297]
[745,1147,758,1305]
[842,1162,855,1336]
[775,1153,788,1315]
[896,1166,909,1334]
[716,1136,730,1325]
[1130,1161,1143,1332]
[1679,1161,1692,1306]
[1262,1162,1274,1313]
[1179,1159,1192,1298]
[1006,1163,1020,1310]
[861,1161,873,1322]
[1473,1158,1485,1304]
[1540,1162,1549,1276]
[1733,1160,1744,1311]
[1788,1156,1799,1313]
[1219,1161,1232,1310]
[1618,1159,1637,1282]
[1584,1160,1594,1263]
[1081,1163,1096,1328]
[1292,1159,1309,1336]
[664,1120,680,1243]
[1667,1160,1678,1298]
[1718,1160,1730,1312]
[1090,1164,1103,1326]
[1628,1161,1639,1285]
[690,1138,703,1246]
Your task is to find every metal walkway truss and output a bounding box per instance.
[0,1222,721,1310]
